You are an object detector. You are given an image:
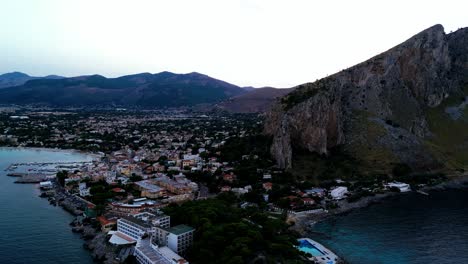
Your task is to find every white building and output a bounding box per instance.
[116,216,152,241]
[166,225,194,256]
[330,186,348,200]
[134,238,188,264]
[79,182,91,197]
[153,225,194,256]
[386,182,411,192]
[39,181,53,189]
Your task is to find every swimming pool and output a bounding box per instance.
[298,239,325,256]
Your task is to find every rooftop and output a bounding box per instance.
[120,216,151,228]
[136,239,171,264]
[166,224,194,235]
[135,180,164,192]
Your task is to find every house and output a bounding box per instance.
[221,186,231,192]
[263,182,273,191]
[305,188,326,197]
[330,186,348,200]
[111,187,126,194]
[386,182,411,192]
[39,181,53,190]
[222,173,236,183]
[97,215,117,232]
[302,198,315,205]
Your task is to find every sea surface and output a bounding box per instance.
[0,148,95,264]
[312,189,468,264]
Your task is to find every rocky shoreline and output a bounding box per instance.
[42,181,120,264]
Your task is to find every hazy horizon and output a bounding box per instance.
[1,0,467,88]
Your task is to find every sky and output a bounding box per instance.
[1,0,467,88]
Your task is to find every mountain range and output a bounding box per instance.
[265,24,468,174]
[0,72,251,108]
[0,72,63,89]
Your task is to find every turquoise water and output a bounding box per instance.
[0,148,95,264]
[312,190,468,264]
[298,239,324,256]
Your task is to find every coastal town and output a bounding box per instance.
[0,108,450,264]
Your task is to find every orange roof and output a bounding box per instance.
[112,188,125,193]
[97,216,116,226]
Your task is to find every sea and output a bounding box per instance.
[312,189,468,264]
[0,148,95,264]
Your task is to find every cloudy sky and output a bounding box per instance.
[1,0,467,87]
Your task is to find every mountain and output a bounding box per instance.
[265,25,468,174]
[0,72,246,107]
[0,72,64,89]
[241,86,256,92]
[214,87,294,113]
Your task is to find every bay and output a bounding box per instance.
[312,189,468,264]
[0,148,94,264]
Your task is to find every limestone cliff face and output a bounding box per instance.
[265,25,468,169]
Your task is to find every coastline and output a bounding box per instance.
[292,173,468,235]
[0,146,103,160]
[1,147,114,263]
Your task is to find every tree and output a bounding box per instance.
[56,170,68,186]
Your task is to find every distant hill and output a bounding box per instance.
[0,72,64,89]
[241,86,256,92]
[214,87,294,113]
[0,72,247,107]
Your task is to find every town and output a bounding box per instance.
[0,107,447,264]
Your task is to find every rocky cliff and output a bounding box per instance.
[265,25,468,171]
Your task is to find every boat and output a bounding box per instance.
[297,238,339,264]
[417,190,429,196]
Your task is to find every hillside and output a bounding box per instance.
[265,24,468,175]
[214,87,294,113]
[0,72,63,89]
[0,72,246,107]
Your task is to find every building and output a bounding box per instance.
[117,216,152,241]
[263,182,273,191]
[154,225,194,256]
[330,186,348,200]
[135,180,166,198]
[134,211,171,229]
[386,182,411,192]
[111,211,172,245]
[79,182,91,197]
[97,216,117,232]
[39,181,53,190]
[134,238,188,264]
[110,198,162,215]
[305,188,326,197]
